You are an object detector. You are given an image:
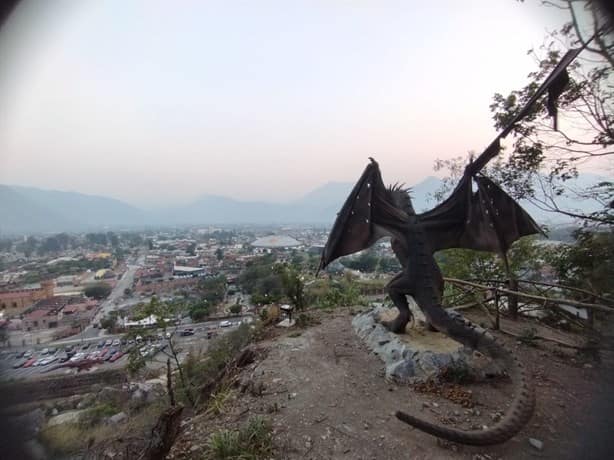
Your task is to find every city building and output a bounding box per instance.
[0,280,55,318]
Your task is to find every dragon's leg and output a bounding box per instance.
[381,272,413,334]
[424,263,445,332]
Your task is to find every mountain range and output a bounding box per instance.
[0,174,607,235]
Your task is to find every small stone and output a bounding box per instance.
[529,438,544,450]
[583,363,593,369]
[108,412,128,425]
[432,402,439,408]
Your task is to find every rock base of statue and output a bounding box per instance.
[352,303,473,383]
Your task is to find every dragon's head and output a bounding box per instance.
[386,183,415,216]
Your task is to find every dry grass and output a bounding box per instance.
[205,416,273,460]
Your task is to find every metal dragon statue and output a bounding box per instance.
[318,45,587,445]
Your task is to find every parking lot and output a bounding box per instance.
[0,318,246,381]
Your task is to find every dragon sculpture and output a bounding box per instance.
[318,46,586,445]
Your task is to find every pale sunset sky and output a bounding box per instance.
[0,1,582,207]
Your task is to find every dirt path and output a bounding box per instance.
[172,308,609,459]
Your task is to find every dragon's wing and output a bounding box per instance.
[419,173,543,254]
[318,159,397,272]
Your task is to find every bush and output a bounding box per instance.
[206,416,273,460]
[178,324,254,407]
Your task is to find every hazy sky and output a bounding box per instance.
[0,1,574,207]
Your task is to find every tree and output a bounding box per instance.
[198,275,227,305]
[189,300,210,321]
[484,0,613,225]
[545,229,614,297]
[341,249,378,272]
[100,311,119,332]
[276,264,306,309]
[84,282,112,299]
[238,255,284,302]
[229,303,242,315]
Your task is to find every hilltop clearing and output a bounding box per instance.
[170,308,609,459]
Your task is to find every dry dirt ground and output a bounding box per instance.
[171,307,613,460]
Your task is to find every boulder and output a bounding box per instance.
[77,393,97,410]
[97,386,124,406]
[11,408,45,440]
[47,409,85,427]
[108,411,128,424]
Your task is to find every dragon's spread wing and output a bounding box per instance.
[319,159,397,271]
[419,173,543,254]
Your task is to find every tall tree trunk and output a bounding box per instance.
[501,252,519,320]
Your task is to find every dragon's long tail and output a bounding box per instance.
[396,310,535,445]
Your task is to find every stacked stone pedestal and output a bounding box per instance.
[352,304,472,383]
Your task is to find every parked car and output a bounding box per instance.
[40,356,57,366]
[58,354,70,363]
[105,349,118,361]
[97,340,105,348]
[13,359,27,369]
[109,351,124,362]
[81,343,90,351]
[219,320,232,328]
[180,328,195,336]
[23,350,34,359]
[40,348,49,355]
[22,357,37,368]
[104,339,113,347]
[112,339,120,347]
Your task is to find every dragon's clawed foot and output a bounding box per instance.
[381,314,411,334]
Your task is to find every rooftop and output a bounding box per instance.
[251,235,302,248]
